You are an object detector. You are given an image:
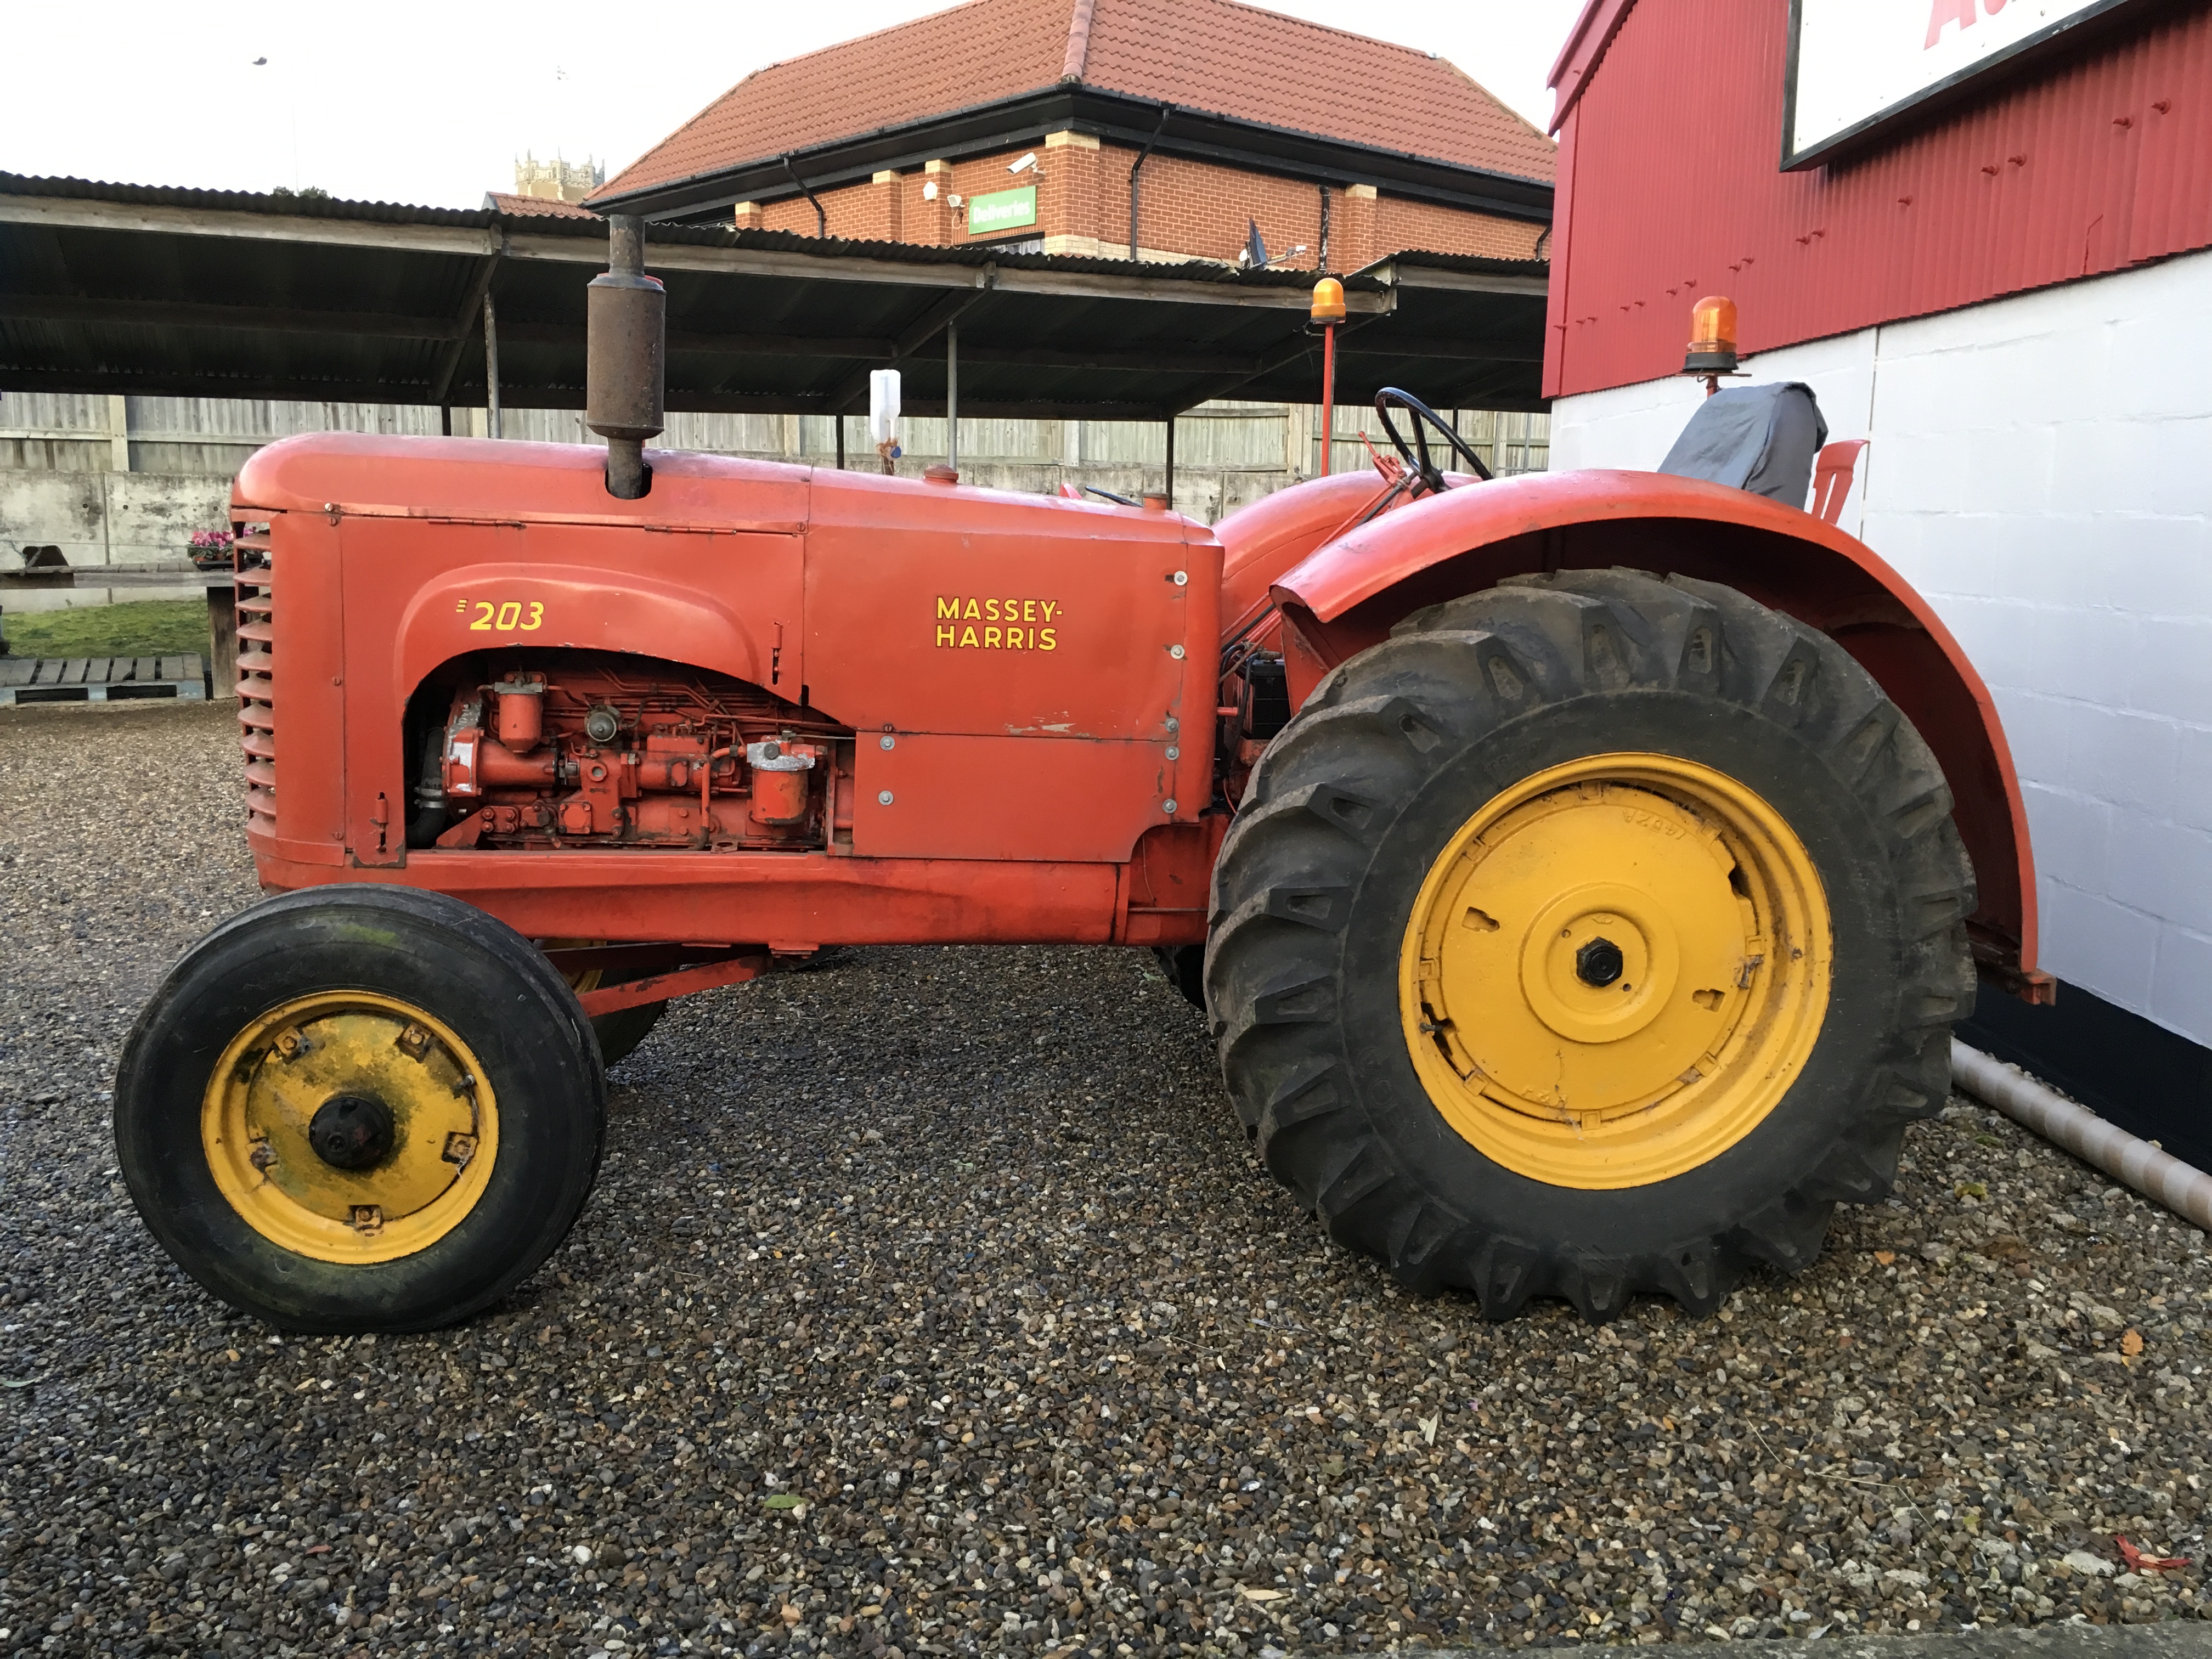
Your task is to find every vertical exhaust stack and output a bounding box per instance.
[586,215,665,499]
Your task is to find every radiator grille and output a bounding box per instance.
[233,524,276,835]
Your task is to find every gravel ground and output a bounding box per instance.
[5,699,2212,1659]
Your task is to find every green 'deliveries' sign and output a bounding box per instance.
[967,184,1037,237]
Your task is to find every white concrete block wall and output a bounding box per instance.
[1550,246,2212,1046]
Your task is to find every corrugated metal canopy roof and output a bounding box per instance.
[0,174,1548,419]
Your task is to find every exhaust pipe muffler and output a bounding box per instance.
[586,215,665,499]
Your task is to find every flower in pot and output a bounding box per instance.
[188,529,235,569]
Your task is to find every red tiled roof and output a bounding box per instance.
[485,191,601,219]
[598,0,1555,201]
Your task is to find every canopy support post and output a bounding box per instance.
[483,294,501,439]
[947,321,960,473]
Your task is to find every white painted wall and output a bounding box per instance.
[1551,246,2212,1046]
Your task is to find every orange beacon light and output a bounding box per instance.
[1683,295,1740,394]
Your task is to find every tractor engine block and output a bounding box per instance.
[419,659,851,851]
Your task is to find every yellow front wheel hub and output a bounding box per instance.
[1401,753,1831,1189]
[202,991,498,1263]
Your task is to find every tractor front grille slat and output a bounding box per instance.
[232,526,276,836]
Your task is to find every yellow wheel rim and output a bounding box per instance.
[1400,753,1831,1189]
[201,991,498,1264]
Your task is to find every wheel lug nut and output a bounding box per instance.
[1575,937,1626,988]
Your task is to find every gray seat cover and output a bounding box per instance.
[1657,381,1830,509]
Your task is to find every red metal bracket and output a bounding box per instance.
[573,951,769,1016]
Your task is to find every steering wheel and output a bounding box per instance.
[1373,386,1494,493]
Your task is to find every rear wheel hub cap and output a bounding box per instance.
[308,1093,396,1170]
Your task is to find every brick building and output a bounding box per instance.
[590,0,1554,272]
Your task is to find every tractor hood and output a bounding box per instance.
[235,432,813,532]
[233,432,1203,552]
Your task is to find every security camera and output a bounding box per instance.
[1008,153,1039,174]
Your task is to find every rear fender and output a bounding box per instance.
[1270,467,2041,991]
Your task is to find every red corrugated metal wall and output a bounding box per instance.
[1544,0,2212,398]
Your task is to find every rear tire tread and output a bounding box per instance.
[1206,568,1976,1319]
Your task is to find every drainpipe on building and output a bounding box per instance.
[1127,104,1171,262]
[782,155,828,238]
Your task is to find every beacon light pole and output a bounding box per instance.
[1310,275,1346,476]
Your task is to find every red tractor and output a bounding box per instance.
[116,222,2037,1333]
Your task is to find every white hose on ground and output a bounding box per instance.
[1951,1036,2212,1233]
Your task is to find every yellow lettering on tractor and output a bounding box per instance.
[932,599,1066,651]
[465,597,546,633]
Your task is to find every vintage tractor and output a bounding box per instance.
[115,222,2038,1333]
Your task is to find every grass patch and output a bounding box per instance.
[2,599,208,661]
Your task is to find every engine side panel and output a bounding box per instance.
[801,467,1221,860]
[852,734,1176,862]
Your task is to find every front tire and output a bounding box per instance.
[115,885,606,1333]
[1206,569,1975,1320]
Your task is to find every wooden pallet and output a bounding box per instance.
[0,654,207,706]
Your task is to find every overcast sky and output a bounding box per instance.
[1,1,1582,209]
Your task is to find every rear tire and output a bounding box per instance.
[115,885,606,1333]
[1205,569,1975,1320]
